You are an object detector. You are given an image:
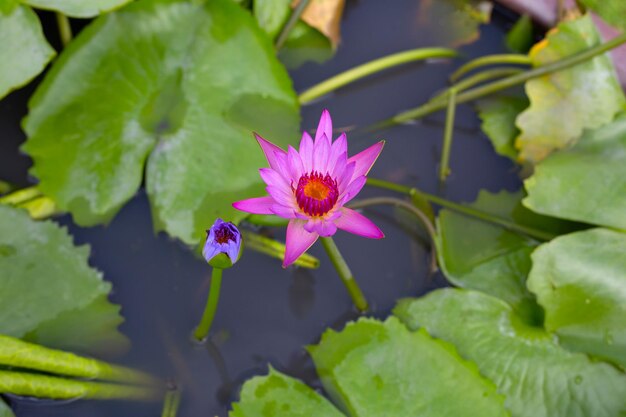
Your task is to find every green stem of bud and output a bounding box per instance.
[194,268,223,341]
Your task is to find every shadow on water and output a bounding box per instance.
[1,1,524,416]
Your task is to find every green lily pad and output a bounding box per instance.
[395,289,626,417]
[505,14,534,54]
[253,0,291,40]
[0,399,14,417]
[0,4,55,99]
[476,95,528,160]
[577,0,626,31]
[229,367,345,417]
[309,317,508,417]
[528,228,626,369]
[278,21,333,69]
[523,114,626,230]
[0,205,127,354]
[436,189,577,322]
[515,14,626,164]
[24,0,133,17]
[22,0,300,244]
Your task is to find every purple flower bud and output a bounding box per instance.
[203,219,242,268]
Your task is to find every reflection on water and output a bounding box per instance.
[2,1,523,416]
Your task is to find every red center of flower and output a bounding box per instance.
[295,171,339,217]
[214,227,236,244]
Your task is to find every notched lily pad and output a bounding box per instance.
[515,14,626,164]
[395,289,626,417]
[0,205,128,355]
[22,0,300,244]
[528,228,626,369]
[24,0,133,17]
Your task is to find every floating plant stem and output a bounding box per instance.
[194,267,223,342]
[450,54,532,82]
[298,48,458,104]
[367,32,626,129]
[320,237,368,312]
[366,178,555,241]
[0,370,156,401]
[55,13,72,47]
[0,186,41,206]
[17,196,59,220]
[348,197,438,272]
[439,88,457,181]
[161,383,182,417]
[0,335,155,385]
[246,214,289,227]
[431,67,523,103]
[243,231,320,269]
[275,0,311,50]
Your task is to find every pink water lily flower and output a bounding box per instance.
[233,110,385,267]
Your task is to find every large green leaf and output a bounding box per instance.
[0,4,55,99]
[523,114,626,229]
[395,289,626,417]
[309,317,508,417]
[278,21,333,69]
[230,368,345,417]
[0,205,127,354]
[0,399,14,417]
[24,0,132,17]
[578,0,626,31]
[515,14,625,164]
[476,96,528,160]
[253,0,291,40]
[527,228,626,369]
[436,189,575,322]
[22,0,300,244]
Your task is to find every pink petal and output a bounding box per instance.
[336,161,356,193]
[299,131,314,173]
[313,133,331,174]
[347,140,385,179]
[315,109,333,144]
[271,204,297,219]
[335,207,384,239]
[259,168,290,189]
[287,146,305,179]
[304,218,337,237]
[328,133,347,173]
[266,185,294,207]
[255,133,286,171]
[284,219,319,267]
[233,196,275,214]
[339,175,366,204]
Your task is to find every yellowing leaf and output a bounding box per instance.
[293,0,344,48]
[515,14,626,164]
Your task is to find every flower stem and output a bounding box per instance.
[194,268,223,342]
[320,236,368,312]
[366,32,626,130]
[365,178,555,241]
[430,67,523,103]
[0,186,41,205]
[55,13,72,47]
[450,54,532,82]
[298,48,458,104]
[275,0,311,50]
[161,383,182,417]
[439,88,457,181]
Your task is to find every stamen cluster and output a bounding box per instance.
[295,171,339,217]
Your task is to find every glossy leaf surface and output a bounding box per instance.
[395,289,626,417]
[528,228,626,368]
[22,0,300,243]
[0,4,55,99]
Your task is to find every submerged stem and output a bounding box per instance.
[431,67,523,103]
[320,236,368,312]
[194,268,223,342]
[365,178,555,241]
[298,48,458,104]
[161,383,182,417]
[55,13,72,47]
[450,54,532,82]
[275,0,311,50]
[439,88,457,181]
[367,32,626,129]
[348,197,438,272]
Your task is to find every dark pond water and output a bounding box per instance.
[1,1,523,416]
